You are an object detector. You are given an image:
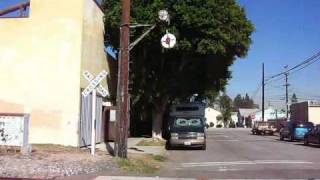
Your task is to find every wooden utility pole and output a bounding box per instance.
[285,71,289,119]
[115,0,131,158]
[262,63,265,122]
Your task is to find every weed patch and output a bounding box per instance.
[136,139,166,146]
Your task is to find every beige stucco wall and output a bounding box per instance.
[0,0,108,146]
[308,107,320,124]
[81,0,108,89]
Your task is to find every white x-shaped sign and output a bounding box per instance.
[82,70,109,97]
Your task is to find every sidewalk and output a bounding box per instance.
[63,176,194,180]
[96,138,166,156]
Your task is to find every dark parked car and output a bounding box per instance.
[167,117,206,150]
[304,124,320,145]
[280,121,314,141]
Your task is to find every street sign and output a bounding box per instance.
[82,70,109,156]
[82,70,109,97]
[161,32,176,49]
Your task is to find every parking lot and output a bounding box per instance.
[158,128,320,179]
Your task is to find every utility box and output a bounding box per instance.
[290,101,320,124]
[0,113,31,154]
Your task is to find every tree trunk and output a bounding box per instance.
[223,118,228,128]
[152,97,168,139]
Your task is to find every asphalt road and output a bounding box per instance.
[157,128,320,179]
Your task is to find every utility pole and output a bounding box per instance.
[284,66,289,120]
[113,6,172,158]
[262,63,265,122]
[115,0,131,158]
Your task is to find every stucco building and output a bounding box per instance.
[290,101,320,124]
[0,0,111,146]
[205,107,222,128]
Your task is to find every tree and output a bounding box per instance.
[218,93,233,127]
[233,94,242,109]
[233,93,257,110]
[103,0,254,138]
[291,93,298,103]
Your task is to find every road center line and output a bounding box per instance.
[181,160,313,167]
[211,135,229,137]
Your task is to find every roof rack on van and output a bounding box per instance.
[170,103,205,117]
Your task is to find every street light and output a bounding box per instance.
[129,10,174,51]
[159,10,169,22]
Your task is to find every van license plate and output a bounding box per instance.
[184,142,191,145]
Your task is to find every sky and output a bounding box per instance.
[227,0,320,108]
[0,0,29,17]
[1,0,319,108]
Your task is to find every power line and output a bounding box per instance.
[265,50,320,83]
[266,84,285,89]
[287,56,320,77]
[251,82,262,100]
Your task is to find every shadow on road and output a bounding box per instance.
[295,143,320,148]
[275,139,296,142]
[166,146,205,151]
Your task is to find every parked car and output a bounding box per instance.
[304,124,320,145]
[167,117,206,150]
[280,121,314,141]
[166,103,206,150]
[252,121,276,135]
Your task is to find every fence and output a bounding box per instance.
[79,94,105,147]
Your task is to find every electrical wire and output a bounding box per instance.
[265,50,320,83]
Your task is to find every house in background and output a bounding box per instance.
[238,108,259,127]
[252,107,286,123]
[205,107,222,128]
[231,112,238,125]
[0,0,113,146]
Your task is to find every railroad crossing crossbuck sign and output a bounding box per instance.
[82,70,109,156]
[82,70,109,97]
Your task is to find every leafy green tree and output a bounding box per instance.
[233,93,257,110]
[218,93,233,127]
[291,93,298,103]
[103,0,254,138]
[233,94,242,109]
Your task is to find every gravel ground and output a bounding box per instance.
[0,145,119,179]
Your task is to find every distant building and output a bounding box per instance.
[0,0,112,146]
[238,108,259,127]
[205,107,223,128]
[231,112,238,124]
[252,107,286,123]
[290,101,320,124]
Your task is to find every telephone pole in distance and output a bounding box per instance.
[262,63,265,122]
